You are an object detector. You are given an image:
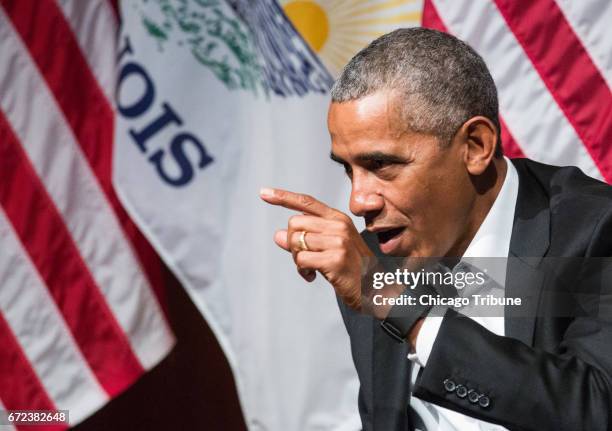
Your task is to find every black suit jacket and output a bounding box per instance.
[337,158,612,431]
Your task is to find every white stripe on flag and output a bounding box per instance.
[0,399,16,431]
[431,0,604,180]
[0,207,108,424]
[56,0,117,106]
[556,0,612,90]
[0,9,173,369]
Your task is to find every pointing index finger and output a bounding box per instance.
[260,188,334,218]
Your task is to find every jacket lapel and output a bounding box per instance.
[505,160,550,345]
[361,231,414,430]
[372,320,412,430]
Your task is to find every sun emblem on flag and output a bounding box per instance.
[279,0,422,76]
[137,0,420,97]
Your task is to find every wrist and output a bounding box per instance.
[378,284,435,344]
[408,318,425,349]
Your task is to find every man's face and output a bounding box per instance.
[328,91,477,258]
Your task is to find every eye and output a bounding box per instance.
[343,163,353,178]
[369,159,392,171]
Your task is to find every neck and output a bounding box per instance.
[447,157,508,258]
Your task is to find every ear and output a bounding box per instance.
[457,116,498,176]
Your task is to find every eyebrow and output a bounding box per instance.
[330,152,346,165]
[330,151,406,165]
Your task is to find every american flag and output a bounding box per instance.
[423,0,612,182]
[0,0,174,428]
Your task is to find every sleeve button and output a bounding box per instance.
[455,385,468,398]
[478,395,491,408]
[467,389,480,403]
[443,379,456,392]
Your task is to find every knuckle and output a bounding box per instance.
[331,251,345,266]
[333,220,346,231]
[339,236,350,248]
[333,236,344,248]
[335,236,349,249]
[338,213,352,224]
[299,194,315,207]
[288,215,300,229]
[339,222,351,234]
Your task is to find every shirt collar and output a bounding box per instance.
[460,158,519,287]
[463,157,519,259]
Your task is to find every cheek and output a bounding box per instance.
[424,179,473,244]
[383,184,419,215]
[384,187,430,228]
[391,172,433,209]
[397,179,461,234]
[384,165,468,229]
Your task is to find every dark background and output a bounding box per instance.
[74,269,248,430]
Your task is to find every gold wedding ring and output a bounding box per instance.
[298,231,310,251]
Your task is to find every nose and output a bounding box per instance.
[349,175,384,217]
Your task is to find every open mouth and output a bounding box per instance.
[376,227,405,245]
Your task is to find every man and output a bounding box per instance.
[261,28,612,430]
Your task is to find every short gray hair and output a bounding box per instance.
[331,28,503,156]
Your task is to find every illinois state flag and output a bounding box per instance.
[113,1,421,430]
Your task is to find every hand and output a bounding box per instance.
[260,187,375,309]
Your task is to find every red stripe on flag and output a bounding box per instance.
[421,0,446,31]
[1,0,168,315]
[0,111,143,396]
[107,0,119,22]
[494,0,612,182]
[500,118,526,159]
[422,0,527,160]
[0,313,61,426]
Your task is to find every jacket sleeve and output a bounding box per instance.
[412,308,612,430]
[412,211,612,431]
[336,296,374,430]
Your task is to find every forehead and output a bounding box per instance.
[328,91,404,135]
[328,91,411,158]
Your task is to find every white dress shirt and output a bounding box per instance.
[407,157,519,431]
